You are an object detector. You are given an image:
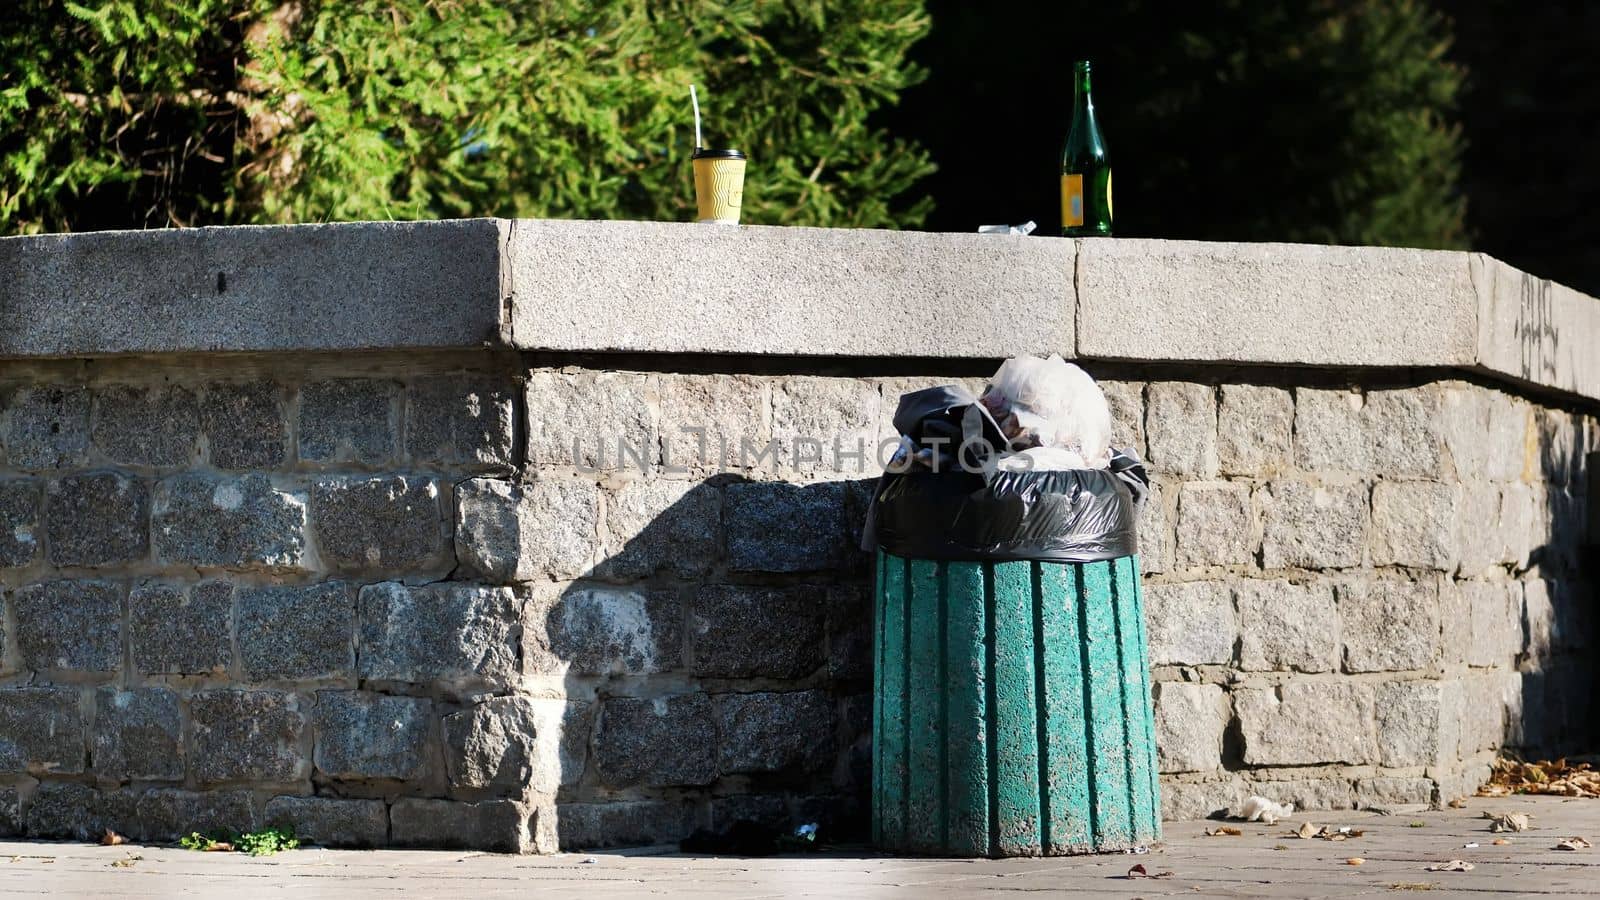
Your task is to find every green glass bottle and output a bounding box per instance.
[1061,60,1112,237]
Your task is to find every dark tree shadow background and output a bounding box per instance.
[885,0,1600,297]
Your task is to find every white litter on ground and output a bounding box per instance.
[1232,796,1297,826]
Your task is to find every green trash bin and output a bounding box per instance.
[867,384,1160,856]
[870,550,1160,856]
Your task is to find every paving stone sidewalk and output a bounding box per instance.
[1,795,1596,898]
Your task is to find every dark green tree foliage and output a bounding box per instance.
[887,0,1467,248]
[0,1,249,230]
[1,1,933,232]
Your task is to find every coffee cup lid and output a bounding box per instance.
[692,148,746,160]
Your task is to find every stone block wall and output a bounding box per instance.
[0,350,1594,852]
[1122,377,1597,818]
[0,355,551,852]
[502,364,1596,842]
[0,355,901,851]
[500,367,901,849]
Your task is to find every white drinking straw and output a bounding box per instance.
[690,84,703,150]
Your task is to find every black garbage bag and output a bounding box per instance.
[889,384,1003,468]
[865,385,1148,563]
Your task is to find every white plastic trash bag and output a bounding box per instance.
[979,353,1112,470]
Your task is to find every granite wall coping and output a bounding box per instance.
[2,218,1595,405]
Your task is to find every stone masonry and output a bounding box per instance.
[2,348,1591,853]
[0,222,1596,854]
[0,361,524,851]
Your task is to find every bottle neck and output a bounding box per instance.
[1073,70,1093,118]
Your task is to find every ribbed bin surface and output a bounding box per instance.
[871,550,1161,856]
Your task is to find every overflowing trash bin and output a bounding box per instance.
[864,359,1160,856]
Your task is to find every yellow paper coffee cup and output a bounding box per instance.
[692,149,746,224]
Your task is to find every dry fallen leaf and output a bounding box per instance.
[1288,823,1364,842]
[1479,758,1600,799]
[1205,826,1242,837]
[204,841,234,852]
[1125,863,1175,879]
[1485,812,1530,833]
[1554,837,1592,851]
[1448,798,1466,808]
[1345,857,1364,866]
[1425,860,1475,872]
[100,829,126,846]
[1492,838,1510,845]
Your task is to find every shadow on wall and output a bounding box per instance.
[1513,407,1599,758]
[529,474,879,851]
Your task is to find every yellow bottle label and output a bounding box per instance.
[1061,174,1083,227]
